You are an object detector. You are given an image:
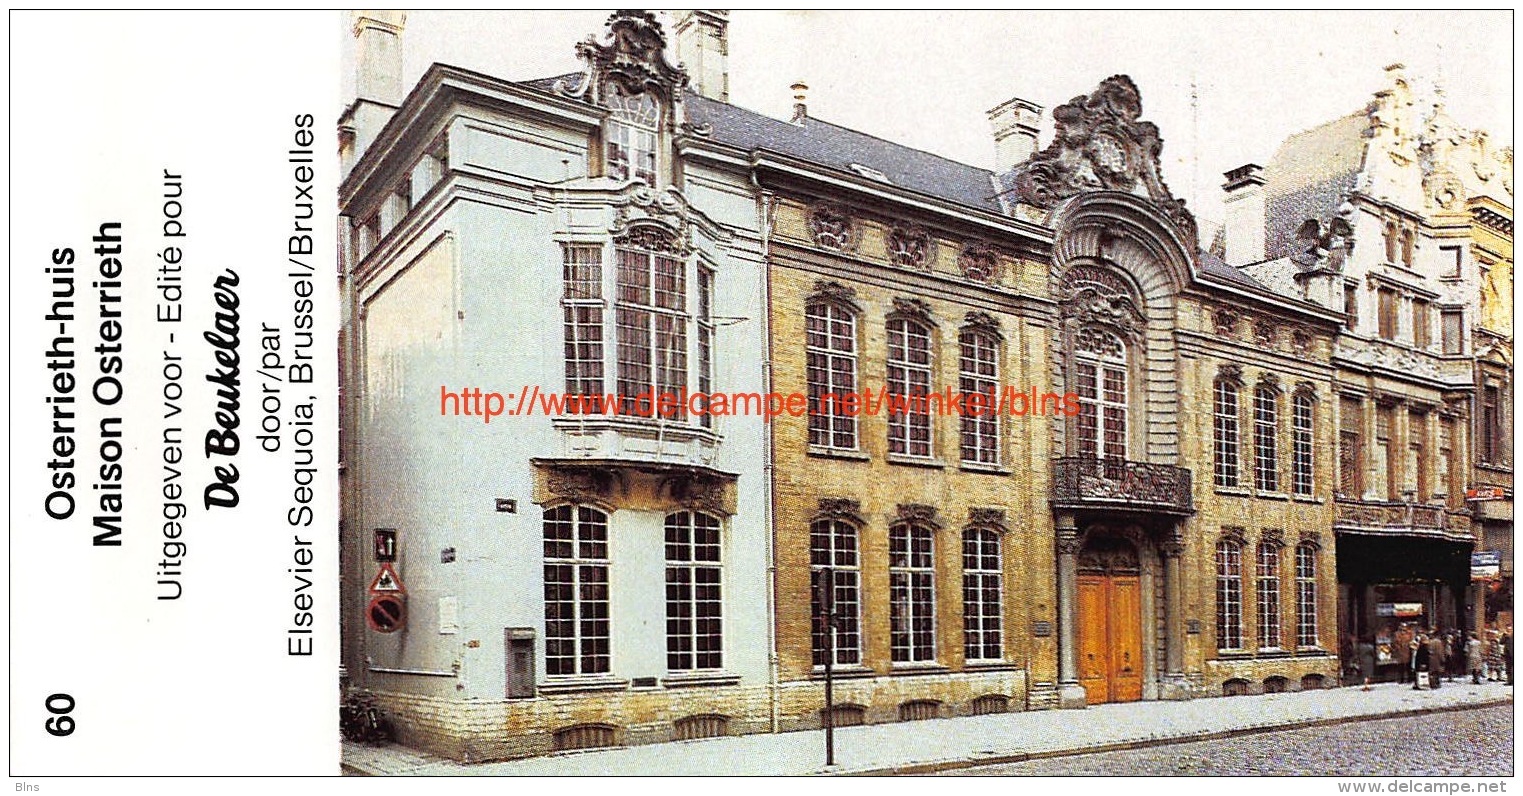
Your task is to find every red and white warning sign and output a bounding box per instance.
[368,562,406,594]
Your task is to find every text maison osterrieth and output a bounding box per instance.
[39,114,322,657]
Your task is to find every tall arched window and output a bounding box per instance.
[1256,541,1281,650]
[665,511,723,671]
[1254,382,1280,491]
[810,518,861,666]
[1295,543,1319,648]
[605,85,659,185]
[1216,537,1243,651]
[1292,390,1315,496]
[1074,327,1127,461]
[887,318,933,458]
[1214,376,1241,487]
[959,328,1000,465]
[890,523,936,663]
[543,504,611,676]
[962,528,1002,661]
[806,303,858,450]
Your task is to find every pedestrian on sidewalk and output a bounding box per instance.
[1502,630,1514,686]
[1413,632,1429,690]
[1468,632,1485,684]
[1426,630,1446,690]
[1395,624,1414,684]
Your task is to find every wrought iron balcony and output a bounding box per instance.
[1050,457,1194,515]
[1333,497,1473,540]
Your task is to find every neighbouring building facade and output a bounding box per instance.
[1230,64,1513,674]
[339,12,1509,761]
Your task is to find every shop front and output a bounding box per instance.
[1336,530,1473,682]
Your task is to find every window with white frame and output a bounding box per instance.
[1216,538,1243,651]
[1292,391,1314,496]
[887,318,933,458]
[962,528,1002,661]
[810,519,861,666]
[890,523,936,663]
[665,511,722,671]
[1295,543,1318,648]
[615,239,686,418]
[562,245,605,402]
[959,329,1000,465]
[543,505,611,676]
[806,304,858,449]
[1254,383,1279,492]
[695,265,715,428]
[1074,327,1127,461]
[1214,376,1241,487]
[1256,541,1281,650]
[605,87,659,186]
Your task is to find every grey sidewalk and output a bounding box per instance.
[341,680,1513,776]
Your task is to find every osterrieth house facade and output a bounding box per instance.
[338,11,1508,761]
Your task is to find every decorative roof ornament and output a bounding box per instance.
[1007,75,1198,249]
[555,10,690,104]
[1293,201,1355,274]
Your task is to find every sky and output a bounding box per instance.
[343,10,1513,226]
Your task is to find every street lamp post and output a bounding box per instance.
[816,565,836,767]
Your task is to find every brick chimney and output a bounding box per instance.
[987,95,1043,173]
[341,10,407,177]
[1221,163,1266,265]
[672,10,729,102]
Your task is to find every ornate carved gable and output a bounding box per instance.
[1008,75,1197,249]
[556,11,689,105]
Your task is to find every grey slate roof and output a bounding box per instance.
[1264,111,1368,260]
[514,71,1284,292]
[517,73,1002,211]
[1197,247,1267,289]
[682,92,1004,213]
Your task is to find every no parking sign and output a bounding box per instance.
[366,563,407,633]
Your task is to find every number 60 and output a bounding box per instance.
[45,693,74,737]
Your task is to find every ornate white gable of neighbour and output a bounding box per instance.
[1005,75,1198,251]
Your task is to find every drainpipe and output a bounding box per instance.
[752,170,780,733]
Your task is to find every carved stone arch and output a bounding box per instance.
[1258,527,1286,550]
[893,502,941,531]
[1051,191,1194,301]
[961,311,1004,342]
[1293,380,1319,403]
[1297,530,1323,551]
[966,507,1008,534]
[815,497,864,526]
[805,280,862,315]
[1077,524,1144,574]
[887,297,937,329]
[1255,371,1282,395]
[1218,526,1248,547]
[540,494,618,519]
[1057,261,1147,343]
[1216,363,1245,387]
[613,220,686,256]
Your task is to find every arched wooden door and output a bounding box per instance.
[1077,534,1143,704]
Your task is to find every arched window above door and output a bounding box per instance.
[1073,326,1128,462]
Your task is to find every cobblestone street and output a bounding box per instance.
[943,704,1514,776]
